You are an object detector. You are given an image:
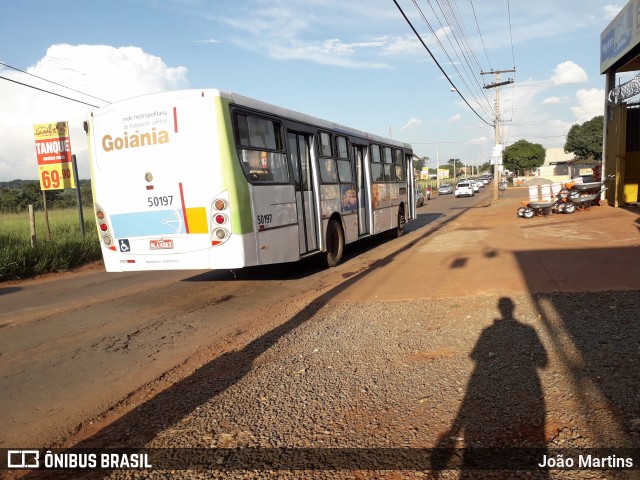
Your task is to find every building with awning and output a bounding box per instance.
[602,0,640,206]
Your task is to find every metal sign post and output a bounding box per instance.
[72,154,85,237]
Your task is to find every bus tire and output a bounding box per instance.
[325,220,344,268]
[395,205,406,238]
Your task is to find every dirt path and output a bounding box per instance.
[3,189,640,479]
[1,201,460,449]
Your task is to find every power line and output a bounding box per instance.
[412,139,495,145]
[0,75,100,108]
[0,61,110,104]
[421,0,495,118]
[392,0,493,127]
[439,0,484,74]
[414,0,493,118]
[469,0,492,71]
[504,0,516,146]
[506,0,516,69]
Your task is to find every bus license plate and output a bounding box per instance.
[150,239,174,250]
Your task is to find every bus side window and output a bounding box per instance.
[318,131,338,183]
[269,152,290,182]
[370,144,384,183]
[394,149,405,182]
[319,132,333,156]
[383,146,395,182]
[336,136,352,183]
[287,132,301,189]
[234,112,290,184]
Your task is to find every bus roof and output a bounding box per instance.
[89,88,412,150]
[224,90,412,149]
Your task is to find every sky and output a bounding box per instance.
[0,0,626,181]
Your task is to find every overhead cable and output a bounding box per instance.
[469,0,493,71]
[506,0,516,69]
[392,0,493,127]
[423,0,495,118]
[0,75,100,108]
[0,61,110,104]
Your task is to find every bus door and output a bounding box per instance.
[287,131,319,255]
[354,144,370,236]
[406,153,416,220]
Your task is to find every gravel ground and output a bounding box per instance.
[29,289,637,480]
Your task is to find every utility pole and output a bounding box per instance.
[482,69,515,200]
[436,144,440,188]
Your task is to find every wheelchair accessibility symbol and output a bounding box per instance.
[119,239,130,252]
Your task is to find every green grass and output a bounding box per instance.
[0,208,101,282]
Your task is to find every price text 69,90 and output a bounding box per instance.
[41,168,71,189]
[148,195,173,207]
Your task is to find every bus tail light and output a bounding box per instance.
[95,204,115,250]
[212,228,229,246]
[211,195,230,247]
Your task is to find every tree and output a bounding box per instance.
[479,161,491,174]
[564,115,603,162]
[445,158,461,177]
[0,188,21,213]
[503,140,546,174]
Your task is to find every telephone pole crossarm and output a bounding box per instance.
[480,69,516,75]
[484,79,514,89]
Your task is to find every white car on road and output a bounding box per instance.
[455,181,475,197]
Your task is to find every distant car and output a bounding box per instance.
[415,189,424,207]
[438,184,453,195]
[455,181,474,197]
[471,181,480,193]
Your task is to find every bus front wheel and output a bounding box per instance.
[325,220,344,268]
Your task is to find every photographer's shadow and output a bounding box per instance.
[432,297,549,476]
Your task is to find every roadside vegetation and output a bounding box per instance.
[0,180,100,282]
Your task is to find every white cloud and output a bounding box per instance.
[449,114,462,123]
[551,61,588,85]
[378,35,423,56]
[217,1,421,67]
[268,40,390,68]
[401,118,422,130]
[571,88,604,123]
[542,96,561,104]
[0,44,189,181]
[603,4,623,21]
[193,38,221,44]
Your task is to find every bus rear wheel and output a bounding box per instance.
[324,220,344,268]
[395,206,406,238]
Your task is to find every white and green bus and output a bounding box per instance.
[85,89,416,272]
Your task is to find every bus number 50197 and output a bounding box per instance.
[147,195,173,207]
[257,214,272,225]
